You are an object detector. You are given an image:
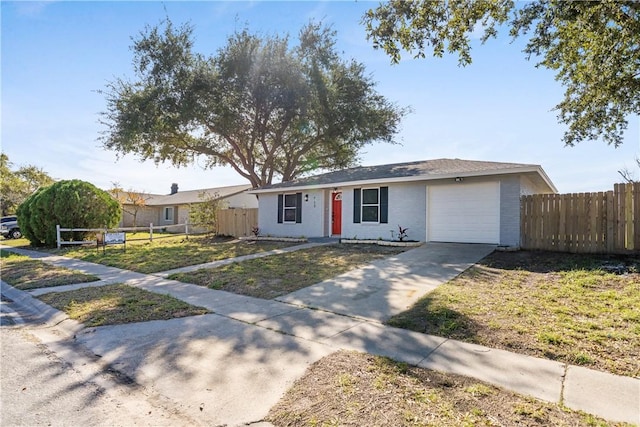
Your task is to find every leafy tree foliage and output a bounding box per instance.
[100,20,407,188]
[1,153,54,216]
[363,0,640,147]
[189,191,224,235]
[109,182,151,228]
[17,180,121,247]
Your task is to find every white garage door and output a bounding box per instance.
[428,182,500,244]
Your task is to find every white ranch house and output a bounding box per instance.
[250,158,557,246]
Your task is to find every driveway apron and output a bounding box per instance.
[276,242,496,322]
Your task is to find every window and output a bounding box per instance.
[353,187,388,224]
[164,207,174,222]
[361,188,379,222]
[283,194,298,222]
[277,193,302,224]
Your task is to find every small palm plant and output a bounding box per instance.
[397,225,409,241]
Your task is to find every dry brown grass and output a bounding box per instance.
[388,250,640,377]
[268,350,626,427]
[169,244,406,299]
[0,251,99,290]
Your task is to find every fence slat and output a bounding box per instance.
[216,208,258,237]
[520,183,638,254]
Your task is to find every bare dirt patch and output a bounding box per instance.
[267,350,626,427]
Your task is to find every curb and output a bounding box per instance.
[0,280,84,336]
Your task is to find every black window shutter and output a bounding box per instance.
[277,194,283,224]
[353,189,361,223]
[380,186,388,224]
[296,192,302,223]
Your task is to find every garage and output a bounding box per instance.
[427,182,500,244]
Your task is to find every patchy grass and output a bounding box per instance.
[169,244,406,299]
[267,350,628,427]
[38,284,209,326]
[0,250,99,290]
[52,235,297,274]
[0,237,31,247]
[388,250,640,378]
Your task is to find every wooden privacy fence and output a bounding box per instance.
[521,183,640,253]
[216,208,258,237]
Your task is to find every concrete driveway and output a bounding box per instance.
[276,242,496,322]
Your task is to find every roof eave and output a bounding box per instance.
[249,166,557,194]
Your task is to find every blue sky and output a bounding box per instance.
[2,1,639,194]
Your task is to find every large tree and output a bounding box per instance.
[0,153,55,216]
[100,21,406,188]
[363,0,640,147]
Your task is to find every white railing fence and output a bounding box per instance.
[55,222,202,249]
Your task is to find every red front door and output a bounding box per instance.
[332,192,342,235]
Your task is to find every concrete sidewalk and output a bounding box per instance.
[1,243,638,425]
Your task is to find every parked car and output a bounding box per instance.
[1,216,21,239]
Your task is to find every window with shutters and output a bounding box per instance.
[283,194,298,222]
[278,192,302,224]
[361,188,379,222]
[353,187,388,224]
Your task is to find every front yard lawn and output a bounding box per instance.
[169,244,406,299]
[388,250,640,378]
[268,350,627,427]
[0,250,99,290]
[54,235,296,274]
[38,284,210,326]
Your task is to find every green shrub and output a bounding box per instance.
[17,180,121,247]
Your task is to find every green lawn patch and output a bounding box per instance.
[38,284,209,326]
[268,350,628,427]
[0,250,99,290]
[54,235,296,273]
[169,244,406,299]
[388,250,640,378]
[0,237,31,248]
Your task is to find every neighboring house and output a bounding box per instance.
[249,158,557,246]
[120,183,257,228]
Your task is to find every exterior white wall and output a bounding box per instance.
[256,174,530,245]
[257,189,325,238]
[341,182,427,242]
[499,176,521,247]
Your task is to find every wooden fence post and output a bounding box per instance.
[56,224,61,249]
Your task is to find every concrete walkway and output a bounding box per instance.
[1,243,638,426]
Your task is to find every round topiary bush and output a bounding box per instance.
[16,179,121,247]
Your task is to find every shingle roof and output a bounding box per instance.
[144,184,252,206]
[253,158,545,191]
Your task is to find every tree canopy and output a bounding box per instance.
[363,0,640,147]
[100,20,407,188]
[0,153,55,216]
